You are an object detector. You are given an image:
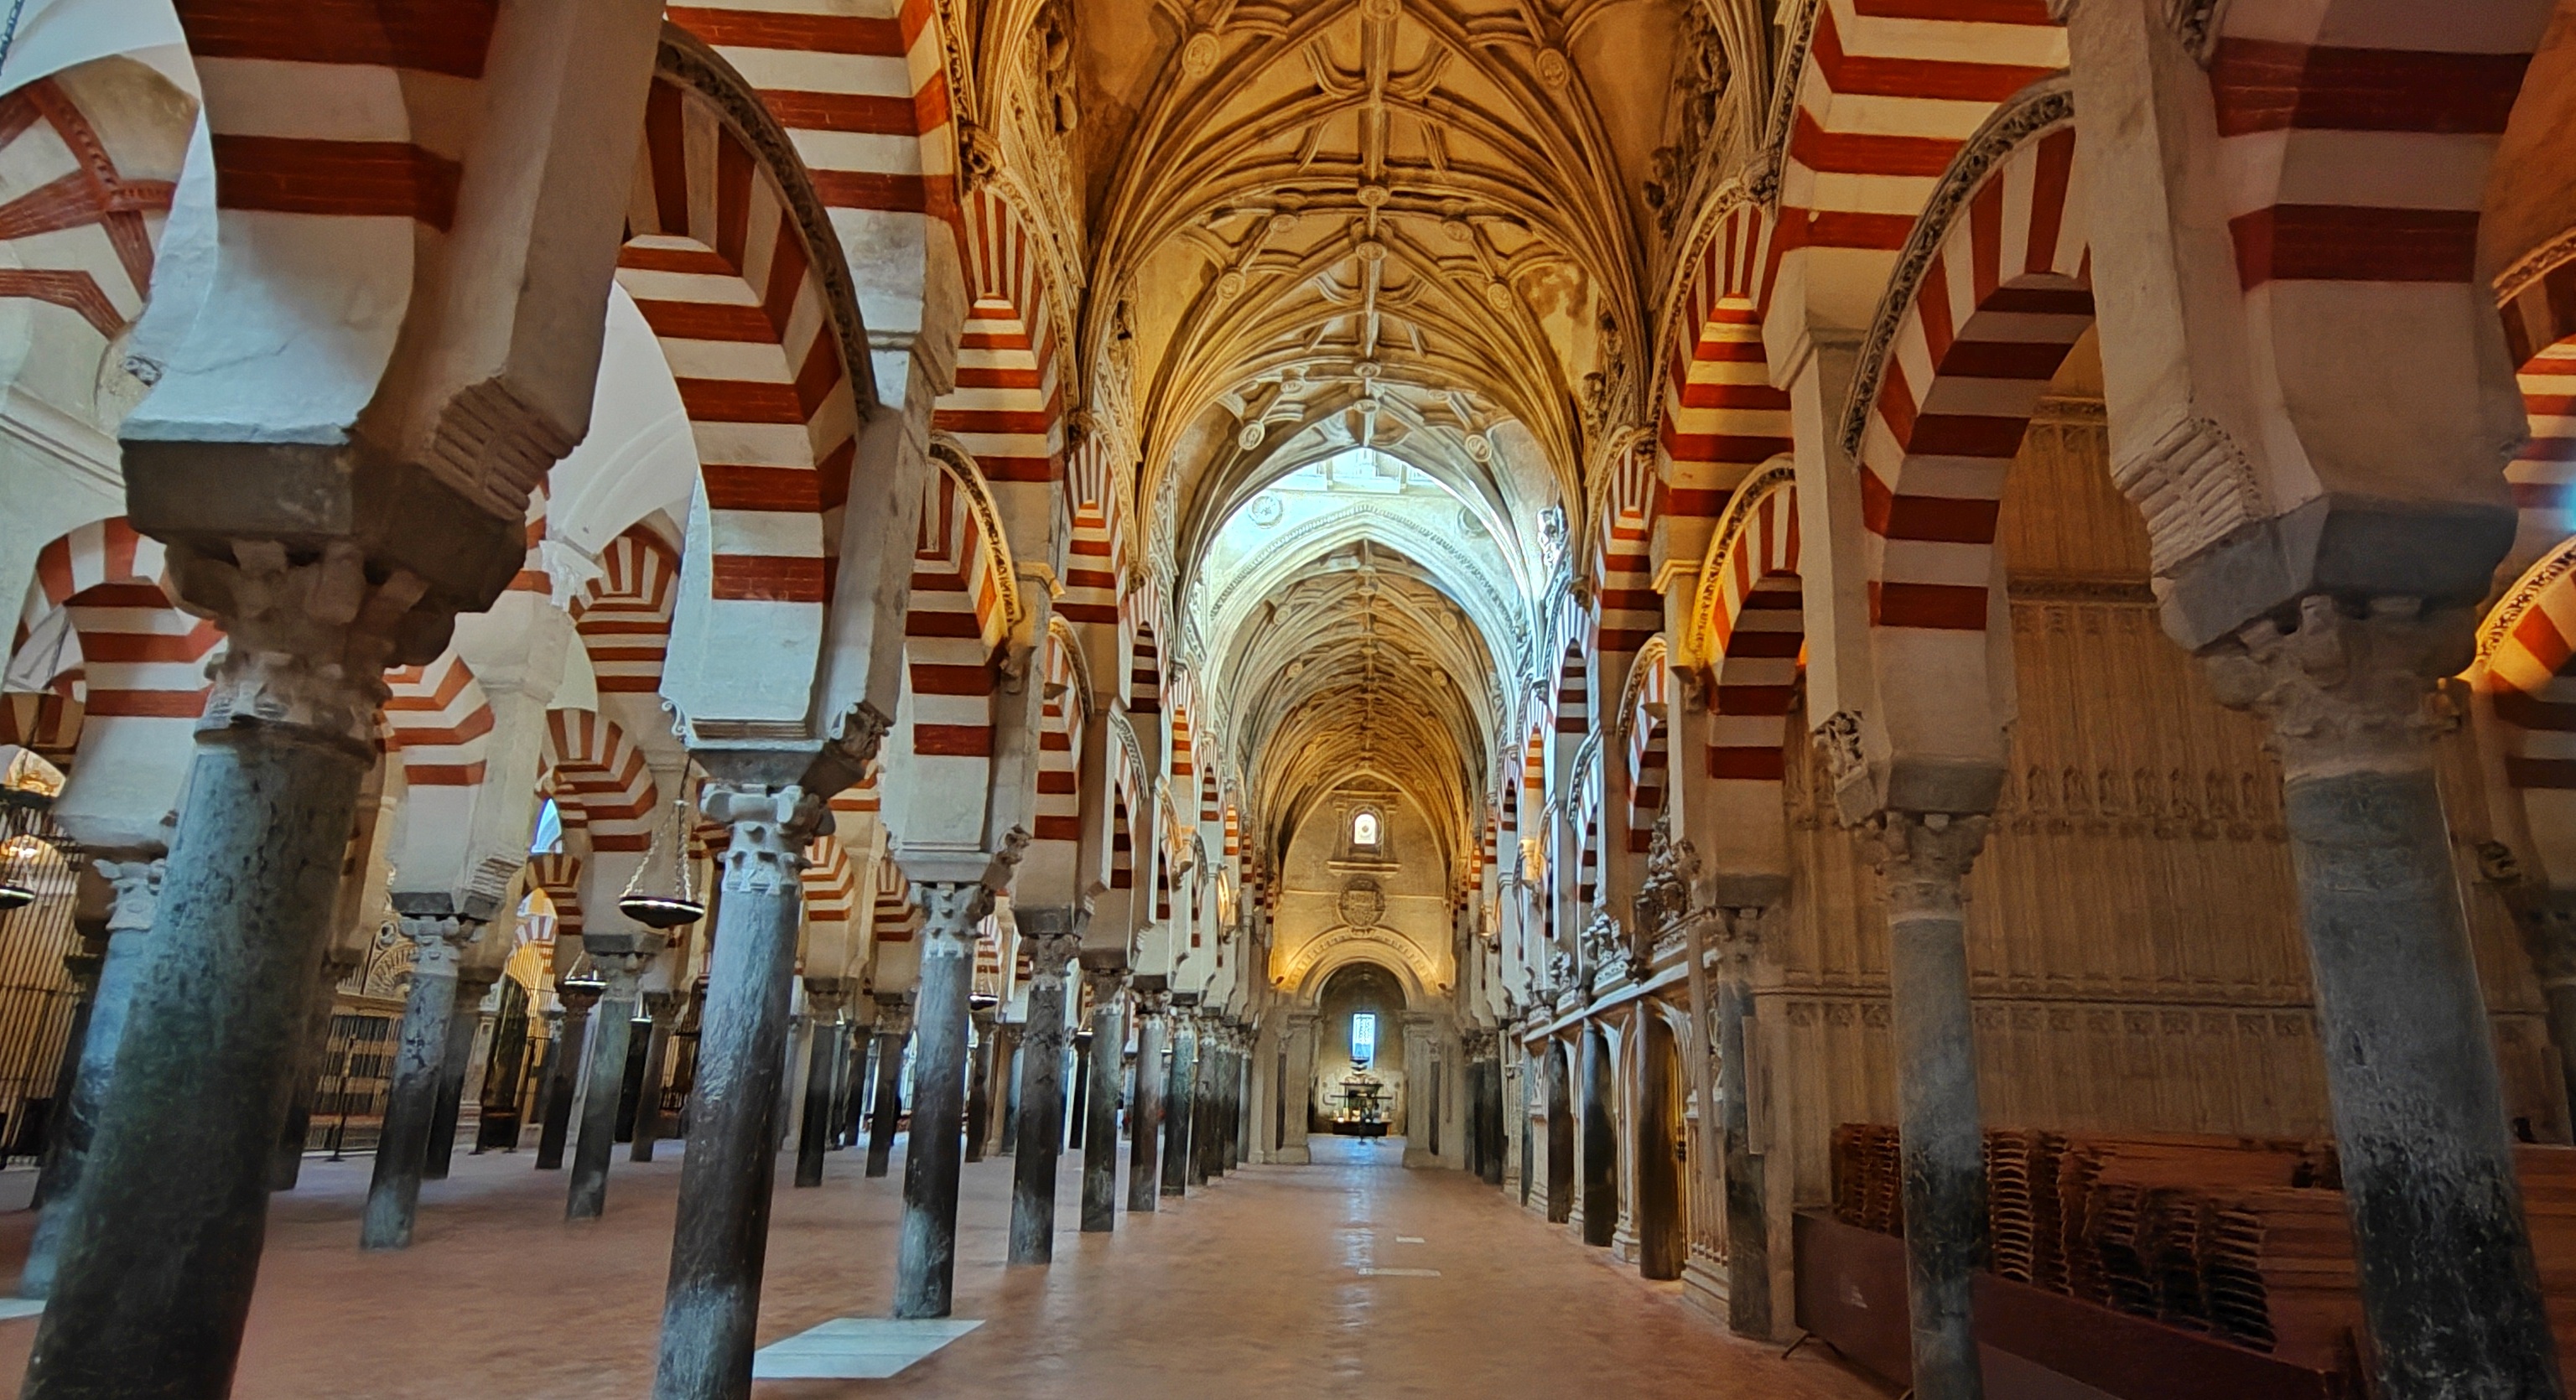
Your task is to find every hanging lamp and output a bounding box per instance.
[0,833,42,913]
[617,794,705,930]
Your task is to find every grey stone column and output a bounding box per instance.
[1713,907,1774,1338]
[535,983,599,1169]
[1546,1040,1575,1223]
[20,858,160,1298]
[631,992,683,1163]
[896,881,993,1320]
[424,970,501,1181]
[794,981,846,1189]
[361,913,482,1248]
[1481,1054,1506,1185]
[29,936,104,1213]
[963,1007,997,1164]
[1580,1024,1616,1245]
[1161,1004,1198,1198]
[839,1017,873,1147]
[274,952,356,1190]
[569,947,656,1220]
[1867,811,1991,1400]
[1081,967,1126,1231]
[1127,990,1166,1212]
[865,998,910,1179]
[1066,1029,1091,1150]
[2208,598,2561,1399]
[652,782,827,1400]
[22,544,413,1400]
[1009,926,1080,1263]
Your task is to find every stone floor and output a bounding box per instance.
[0,1134,1890,1398]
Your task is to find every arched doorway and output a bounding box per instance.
[1636,1013,1687,1280]
[1581,1024,1618,1247]
[1546,1040,1575,1222]
[1311,963,1407,1138]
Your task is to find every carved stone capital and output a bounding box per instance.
[642,990,685,1024]
[555,982,602,1016]
[1023,930,1083,988]
[586,947,657,996]
[92,858,165,937]
[2202,594,2470,781]
[395,914,480,983]
[914,880,997,955]
[802,977,849,1017]
[171,540,447,754]
[704,781,831,895]
[1865,811,1992,920]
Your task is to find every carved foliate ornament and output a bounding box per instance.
[1864,811,1992,920]
[174,540,443,754]
[2201,595,2470,781]
[703,782,831,895]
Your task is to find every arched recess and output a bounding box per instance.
[543,709,659,854]
[1545,1036,1576,1223]
[1838,96,2089,793]
[1658,200,1794,606]
[1016,616,1090,909]
[1618,638,1670,849]
[1683,463,1805,884]
[382,651,499,880]
[629,36,876,734]
[799,832,859,941]
[526,852,586,941]
[8,516,212,849]
[572,527,681,695]
[932,187,1067,560]
[1635,1008,1688,1282]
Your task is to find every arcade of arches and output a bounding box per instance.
[5,1,2576,1398]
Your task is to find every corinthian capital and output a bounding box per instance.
[171,540,449,753]
[702,782,832,895]
[1865,811,1991,920]
[2202,594,2471,781]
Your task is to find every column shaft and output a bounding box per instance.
[23,724,366,1397]
[569,969,646,1221]
[895,889,982,1319]
[361,918,474,1248]
[1161,1019,1196,1197]
[631,1002,678,1163]
[20,885,154,1299]
[1580,1028,1616,1245]
[865,1026,906,1178]
[1716,965,1771,1336]
[1082,999,1124,1231]
[534,998,594,1170]
[794,1002,840,1188]
[1007,939,1075,1263]
[273,956,349,1190]
[424,976,494,1181]
[1127,1008,1164,1212]
[963,1019,994,1164]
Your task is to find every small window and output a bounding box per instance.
[1352,810,1379,848]
[1351,1012,1378,1066]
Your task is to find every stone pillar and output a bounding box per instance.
[424,969,501,1181]
[20,858,160,1298]
[22,545,417,1398]
[2207,598,2561,1397]
[1480,1050,1506,1186]
[28,936,104,1213]
[839,1016,874,1148]
[1127,989,1166,1212]
[631,992,682,1163]
[1081,967,1126,1231]
[1546,1040,1576,1224]
[568,946,656,1221]
[1161,1003,1197,1198]
[1188,1025,1217,1186]
[963,1006,997,1164]
[1009,926,1080,1263]
[651,783,827,1400]
[274,953,356,1190]
[535,982,599,1170]
[794,981,847,1189]
[361,913,482,1249]
[865,998,911,1179]
[1067,1030,1092,1150]
[1713,906,1774,1338]
[1580,1024,1616,1245]
[1867,811,1992,1400]
[1277,1010,1317,1164]
[896,881,993,1320]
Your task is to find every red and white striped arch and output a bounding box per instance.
[13,517,215,722]
[1774,0,2064,334]
[667,0,962,240]
[800,832,859,933]
[2475,540,2576,884]
[2498,241,2576,573]
[904,452,1012,780]
[526,851,584,941]
[382,652,494,790]
[543,709,659,853]
[1061,436,1126,628]
[0,75,179,346]
[1553,639,1589,740]
[870,851,917,942]
[1856,122,2089,638]
[1123,580,1166,718]
[1660,203,1794,586]
[572,528,682,695]
[1621,641,1670,848]
[1696,469,1806,785]
[621,73,862,698]
[1593,441,1660,671]
[935,189,1065,555]
[1035,625,1086,847]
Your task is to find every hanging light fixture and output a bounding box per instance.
[0,831,44,913]
[618,794,705,930]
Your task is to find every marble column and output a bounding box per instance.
[1080,969,1126,1231]
[569,946,657,1221]
[1161,1004,1197,1198]
[1127,989,1166,1212]
[424,969,501,1181]
[535,982,600,1170]
[275,953,356,1190]
[28,936,103,1213]
[1714,907,1774,1338]
[793,981,847,1189]
[865,998,911,1179]
[1008,927,1079,1263]
[963,1007,997,1164]
[22,544,415,1398]
[1868,811,1992,1400]
[1066,1029,1092,1151]
[838,1019,873,1148]
[361,913,483,1248]
[19,858,160,1298]
[652,783,827,1400]
[631,991,682,1164]
[2208,598,2560,1397]
[896,881,993,1320]
[1277,1010,1317,1165]
[1580,1025,1616,1245]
